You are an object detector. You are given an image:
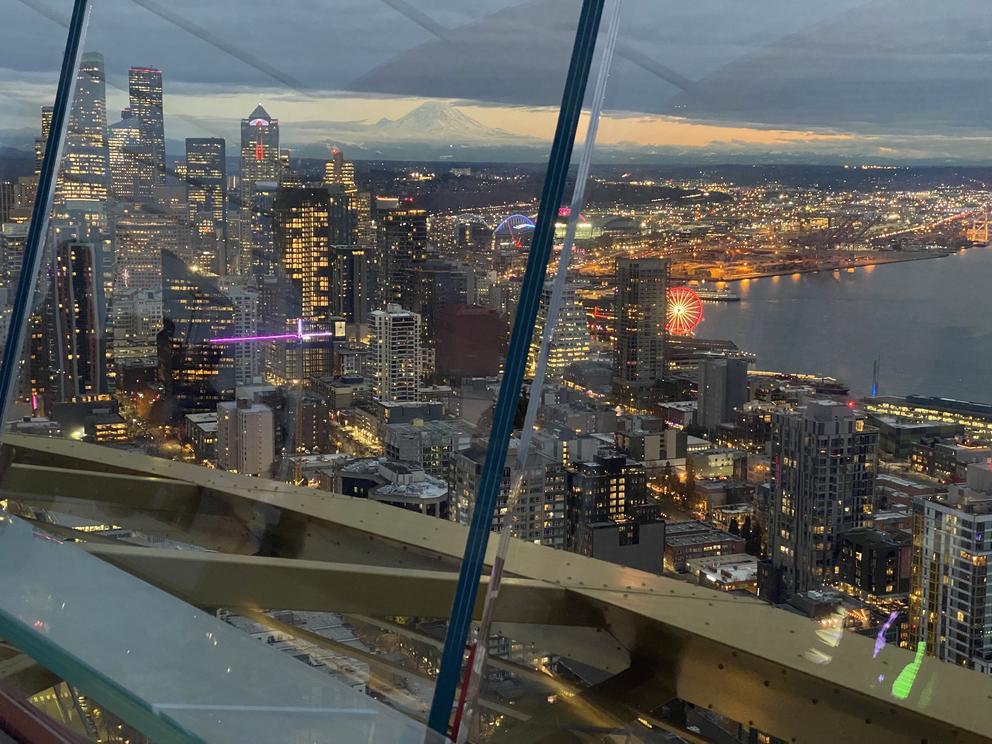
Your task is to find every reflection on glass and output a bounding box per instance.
[4,0,992,741]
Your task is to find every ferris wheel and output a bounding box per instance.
[665,286,704,335]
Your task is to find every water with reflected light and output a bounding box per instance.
[699,246,992,401]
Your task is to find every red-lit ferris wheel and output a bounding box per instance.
[665,286,704,335]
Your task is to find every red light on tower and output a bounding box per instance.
[665,286,704,336]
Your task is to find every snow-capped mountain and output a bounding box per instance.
[335,101,537,145]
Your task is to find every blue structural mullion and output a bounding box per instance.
[426,0,607,736]
[0,0,91,431]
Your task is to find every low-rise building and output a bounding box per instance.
[837,527,912,599]
[663,520,746,573]
[868,413,963,460]
[383,418,474,480]
[911,438,992,483]
[686,553,759,593]
[183,411,218,463]
[688,447,746,478]
[329,457,449,519]
[659,401,696,430]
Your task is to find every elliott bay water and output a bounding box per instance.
[698,246,992,402]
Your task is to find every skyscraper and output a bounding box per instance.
[240,103,281,186]
[324,147,355,192]
[527,281,589,380]
[239,104,280,267]
[377,203,428,310]
[271,185,349,380]
[161,250,236,414]
[0,181,14,225]
[910,462,992,672]
[219,281,260,386]
[46,240,106,402]
[330,244,369,331]
[324,146,367,247]
[768,401,879,598]
[274,185,349,324]
[698,357,749,431]
[369,304,422,402]
[58,52,109,206]
[613,257,667,406]
[185,138,227,273]
[108,116,153,204]
[249,181,279,281]
[35,106,53,175]
[128,68,166,182]
[115,211,180,292]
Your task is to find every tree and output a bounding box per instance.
[741,515,753,542]
[728,518,740,536]
[746,522,763,557]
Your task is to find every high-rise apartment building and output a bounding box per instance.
[698,357,749,431]
[160,251,237,413]
[128,68,165,183]
[46,240,106,402]
[273,184,349,324]
[324,147,368,245]
[110,287,162,362]
[369,304,422,402]
[768,401,879,597]
[269,185,349,380]
[527,281,589,380]
[324,147,355,192]
[377,204,428,310]
[217,398,274,476]
[613,257,666,405]
[565,449,663,571]
[330,245,369,331]
[911,462,992,672]
[0,181,13,225]
[185,138,227,273]
[452,440,567,548]
[220,282,260,386]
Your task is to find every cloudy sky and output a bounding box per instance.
[5,0,992,162]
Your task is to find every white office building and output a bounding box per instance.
[369,304,422,402]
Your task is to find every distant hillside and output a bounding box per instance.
[0,147,33,180]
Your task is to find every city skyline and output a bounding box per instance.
[8,0,992,162]
[4,5,992,739]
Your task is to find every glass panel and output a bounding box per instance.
[0,512,426,742]
[451,0,992,741]
[8,0,992,742]
[1,0,585,739]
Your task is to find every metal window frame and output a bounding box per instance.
[426,0,607,735]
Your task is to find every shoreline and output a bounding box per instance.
[671,249,960,284]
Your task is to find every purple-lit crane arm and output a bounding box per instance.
[207,318,338,344]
